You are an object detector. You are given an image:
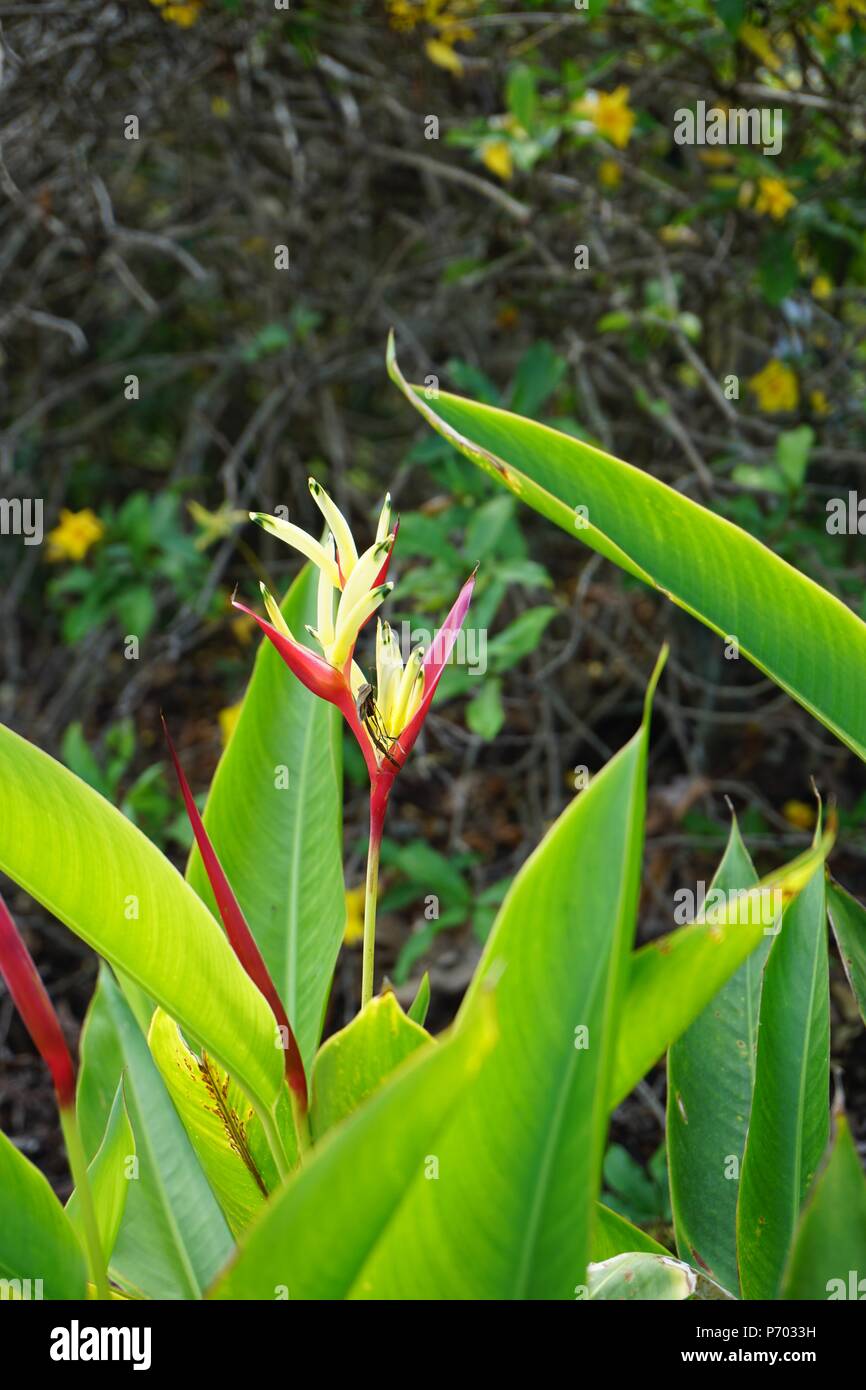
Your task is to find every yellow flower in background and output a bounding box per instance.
[810,389,830,416]
[47,509,104,562]
[210,96,231,119]
[149,0,203,26]
[737,22,783,71]
[575,86,636,149]
[811,274,833,300]
[782,799,816,831]
[481,139,513,182]
[598,159,622,189]
[218,701,243,746]
[825,0,866,34]
[754,176,796,221]
[344,884,366,946]
[426,37,464,74]
[748,359,799,413]
[187,499,247,550]
[698,150,736,168]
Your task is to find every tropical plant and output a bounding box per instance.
[0,348,864,1302]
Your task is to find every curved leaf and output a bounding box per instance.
[0,1128,87,1300]
[827,877,866,1025]
[389,336,866,763]
[612,828,833,1108]
[345,662,663,1300]
[209,1001,496,1301]
[66,1078,135,1265]
[311,991,430,1140]
[737,854,830,1300]
[0,721,284,1117]
[781,1111,866,1300]
[148,1007,288,1237]
[76,967,233,1300]
[588,1252,696,1300]
[666,818,767,1295]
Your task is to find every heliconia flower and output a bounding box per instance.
[239,478,476,801]
[0,891,76,1108]
[162,718,308,1109]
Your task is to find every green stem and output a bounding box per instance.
[258,1103,291,1182]
[60,1105,110,1301]
[361,826,382,1010]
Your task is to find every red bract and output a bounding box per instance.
[0,891,76,1108]
[162,717,308,1108]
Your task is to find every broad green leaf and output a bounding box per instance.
[737,856,830,1300]
[781,1112,866,1300]
[77,967,233,1300]
[612,828,833,1107]
[0,722,284,1117]
[0,1128,87,1299]
[311,992,430,1140]
[827,878,866,1025]
[187,564,345,1070]
[587,1252,696,1300]
[67,1079,135,1265]
[347,664,662,1300]
[209,1002,496,1300]
[667,817,768,1296]
[148,1007,287,1237]
[388,337,866,763]
[591,1202,670,1261]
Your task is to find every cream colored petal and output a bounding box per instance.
[330,582,393,668]
[350,661,370,700]
[375,492,392,543]
[316,536,337,647]
[390,645,425,735]
[250,512,340,587]
[308,479,358,579]
[339,534,394,618]
[376,619,403,731]
[260,582,293,640]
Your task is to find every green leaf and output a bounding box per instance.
[591,1202,670,1261]
[781,1112,866,1300]
[148,1007,287,1238]
[466,677,505,740]
[505,63,537,132]
[388,336,866,763]
[737,855,830,1300]
[610,827,832,1108]
[66,1079,134,1265]
[776,425,813,490]
[407,972,431,1025]
[667,817,769,1295]
[311,993,430,1140]
[345,661,663,1299]
[508,341,566,416]
[76,967,233,1300]
[826,878,866,1025]
[187,564,344,1070]
[587,1251,696,1300]
[0,723,284,1118]
[209,1002,497,1300]
[0,1129,87,1299]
